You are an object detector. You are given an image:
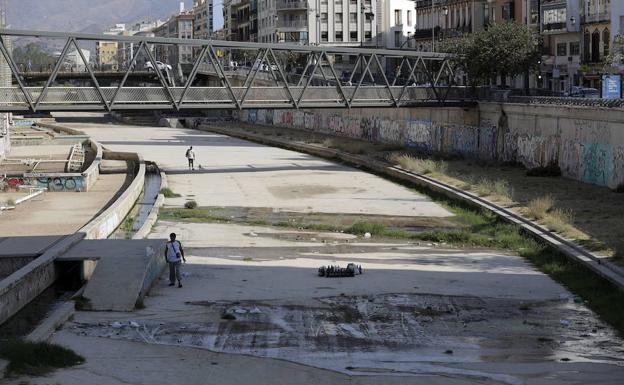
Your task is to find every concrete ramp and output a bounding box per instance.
[58,239,165,311]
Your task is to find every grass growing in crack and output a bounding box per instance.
[160,187,181,198]
[526,195,554,220]
[4,198,16,206]
[542,208,575,234]
[0,340,85,376]
[390,154,448,175]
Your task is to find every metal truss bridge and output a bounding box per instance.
[0,29,467,113]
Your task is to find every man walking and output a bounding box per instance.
[186,146,195,170]
[164,232,186,288]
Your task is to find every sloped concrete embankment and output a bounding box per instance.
[195,124,624,291]
[233,104,624,189]
[0,148,151,326]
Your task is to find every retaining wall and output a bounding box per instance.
[0,151,144,325]
[0,234,84,326]
[236,103,624,189]
[80,153,145,240]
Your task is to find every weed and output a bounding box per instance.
[0,340,84,376]
[5,199,16,206]
[542,208,574,234]
[160,188,181,198]
[184,200,198,209]
[390,154,448,175]
[526,195,554,220]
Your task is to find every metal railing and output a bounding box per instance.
[508,96,624,108]
[276,0,308,10]
[276,19,308,29]
[0,28,462,112]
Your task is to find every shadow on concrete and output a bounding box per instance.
[163,164,347,175]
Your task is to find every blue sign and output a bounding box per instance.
[602,75,621,99]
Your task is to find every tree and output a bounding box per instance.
[605,34,624,73]
[12,43,57,70]
[444,22,541,87]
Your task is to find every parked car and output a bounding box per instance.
[144,61,172,71]
[568,86,600,98]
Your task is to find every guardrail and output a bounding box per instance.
[508,96,624,108]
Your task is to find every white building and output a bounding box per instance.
[256,0,378,47]
[381,0,415,49]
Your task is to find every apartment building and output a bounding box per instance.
[414,0,488,51]
[194,0,214,39]
[153,8,195,69]
[580,0,610,88]
[96,24,125,70]
[540,0,582,92]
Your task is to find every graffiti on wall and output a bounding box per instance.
[35,176,83,192]
[243,107,624,189]
[580,143,614,186]
[0,177,25,191]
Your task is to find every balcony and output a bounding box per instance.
[276,0,308,11]
[581,12,610,24]
[543,22,566,32]
[277,19,307,30]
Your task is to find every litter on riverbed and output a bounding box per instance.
[318,263,363,278]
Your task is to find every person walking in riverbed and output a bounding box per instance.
[164,233,186,288]
[186,146,195,170]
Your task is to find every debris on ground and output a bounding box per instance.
[318,263,363,277]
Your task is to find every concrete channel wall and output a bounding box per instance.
[0,234,84,326]
[237,103,624,189]
[0,150,146,326]
[80,152,145,240]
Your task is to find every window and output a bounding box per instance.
[350,31,358,41]
[407,10,412,26]
[321,31,328,42]
[321,13,328,22]
[502,2,514,20]
[570,41,580,55]
[335,12,343,23]
[335,30,343,40]
[321,0,327,4]
[394,31,402,47]
[557,42,567,56]
[394,10,402,26]
[365,30,372,41]
[350,12,357,23]
[604,29,610,56]
[350,0,356,4]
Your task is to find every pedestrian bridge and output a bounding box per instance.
[0,29,468,113]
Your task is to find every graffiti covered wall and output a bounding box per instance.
[238,103,624,189]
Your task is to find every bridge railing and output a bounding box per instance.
[0,29,467,112]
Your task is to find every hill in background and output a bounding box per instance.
[6,0,191,33]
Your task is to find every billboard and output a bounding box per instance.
[602,75,622,99]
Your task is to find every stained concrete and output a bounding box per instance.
[59,239,165,311]
[56,114,452,218]
[28,113,623,385]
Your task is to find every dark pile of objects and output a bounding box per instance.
[318,263,363,278]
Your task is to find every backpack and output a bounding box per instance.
[185,149,190,158]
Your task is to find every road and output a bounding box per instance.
[10,113,623,385]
